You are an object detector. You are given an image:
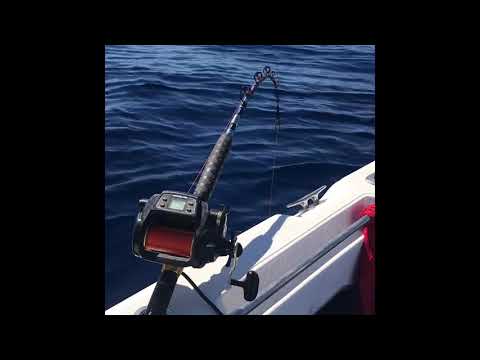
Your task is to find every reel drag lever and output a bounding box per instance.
[225,231,243,268]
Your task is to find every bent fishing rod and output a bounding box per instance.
[132,66,279,315]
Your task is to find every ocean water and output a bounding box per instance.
[105,45,375,309]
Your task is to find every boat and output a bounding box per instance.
[105,160,375,315]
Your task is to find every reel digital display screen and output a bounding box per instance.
[168,197,187,211]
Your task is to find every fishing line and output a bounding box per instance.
[187,159,207,193]
[268,88,280,217]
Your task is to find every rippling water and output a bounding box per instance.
[105,45,375,309]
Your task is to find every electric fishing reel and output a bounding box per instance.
[133,191,240,269]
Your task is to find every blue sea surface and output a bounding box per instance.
[105,45,375,309]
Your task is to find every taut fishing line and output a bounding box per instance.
[268,88,280,217]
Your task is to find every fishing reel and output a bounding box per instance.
[133,191,241,269]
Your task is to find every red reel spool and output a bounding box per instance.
[144,225,194,258]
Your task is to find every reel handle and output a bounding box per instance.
[230,271,259,301]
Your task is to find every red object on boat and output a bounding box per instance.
[144,225,194,258]
[358,204,375,314]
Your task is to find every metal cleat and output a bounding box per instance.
[286,185,327,211]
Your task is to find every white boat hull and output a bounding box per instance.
[106,161,375,315]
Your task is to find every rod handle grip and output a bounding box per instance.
[194,132,233,201]
[145,268,180,315]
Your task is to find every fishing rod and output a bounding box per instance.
[132,66,279,315]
